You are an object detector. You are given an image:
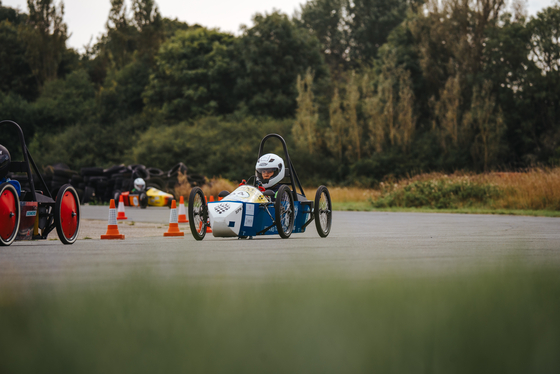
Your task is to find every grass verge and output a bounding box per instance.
[333,202,560,217]
[325,168,560,217]
[0,266,559,374]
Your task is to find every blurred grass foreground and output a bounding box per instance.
[1,267,559,374]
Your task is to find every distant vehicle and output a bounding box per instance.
[187,133,332,240]
[146,187,175,207]
[114,187,174,208]
[1,120,80,246]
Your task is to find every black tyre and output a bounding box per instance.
[188,187,207,241]
[70,174,83,185]
[187,174,207,187]
[54,184,80,245]
[53,168,77,178]
[314,185,332,238]
[146,177,165,190]
[0,183,21,246]
[113,190,121,204]
[103,164,126,177]
[132,165,150,179]
[275,185,295,239]
[52,175,70,184]
[147,167,164,177]
[167,162,188,178]
[139,192,148,209]
[80,167,104,176]
[82,186,95,204]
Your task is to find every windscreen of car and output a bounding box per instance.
[221,185,268,203]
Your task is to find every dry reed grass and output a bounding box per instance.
[486,168,560,210]
[312,167,560,210]
[306,186,381,203]
[394,168,560,210]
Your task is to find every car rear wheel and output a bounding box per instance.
[55,184,80,244]
[0,183,20,246]
[314,185,332,238]
[275,185,295,239]
[188,187,207,241]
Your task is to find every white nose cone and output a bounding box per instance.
[208,202,243,237]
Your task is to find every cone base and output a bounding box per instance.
[178,214,188,223]
[101,234,125,239]
[164,232,185,237]
[101,224,124,239]
[117,214,128,220]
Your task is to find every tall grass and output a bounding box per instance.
[320,186,381,203]
[0,267,559,373]
[488,169,560,210]
[318,168,560,211]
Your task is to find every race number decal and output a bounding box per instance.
[246,204,254,215]
[244,215,254,227]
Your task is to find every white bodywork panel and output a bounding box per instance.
[208,202,243,237]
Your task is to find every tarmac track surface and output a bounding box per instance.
[1,207,559,287]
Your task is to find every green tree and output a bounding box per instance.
[347,0,410,64]
[468,81,504,171]
[293,69,318,153]
[296,0,349,76]
[19,0,68,89]
[480,10,533,164]
[235,11,328,118]
[296,0,410,72]
[345,72,361,160]
[0,6,38,100]
[362,73,384,153]
[327,87,344,160]
[396,69,416,154]
[144,27,237,120]
[33,69,95,131]
[130,116,293,180]
[99,59,152,122]
[131,0,163,61]
[432,74,463,151]
[101,0,138,69]
[523,5,560,162]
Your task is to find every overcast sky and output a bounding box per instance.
[3,0,558,52]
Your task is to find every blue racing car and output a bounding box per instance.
[188,134,332,240]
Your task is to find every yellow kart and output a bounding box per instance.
[146,187,174,207]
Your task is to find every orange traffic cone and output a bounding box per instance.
[209,195,215,202]
[178,196,188,223]
[164,200,184,237]
[117,195,128,220]
[101,199,125,239]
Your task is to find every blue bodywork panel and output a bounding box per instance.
[215,200,312,237]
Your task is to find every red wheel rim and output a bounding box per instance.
[60,190,78,239]
[0,188,17,241]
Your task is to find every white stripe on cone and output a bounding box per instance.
[169,206,178,224]
[118,199,126,213]
[108,207,117,225]
[178,201,186,217]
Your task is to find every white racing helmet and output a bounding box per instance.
[134,178,146,191]
[255,153,285,188]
